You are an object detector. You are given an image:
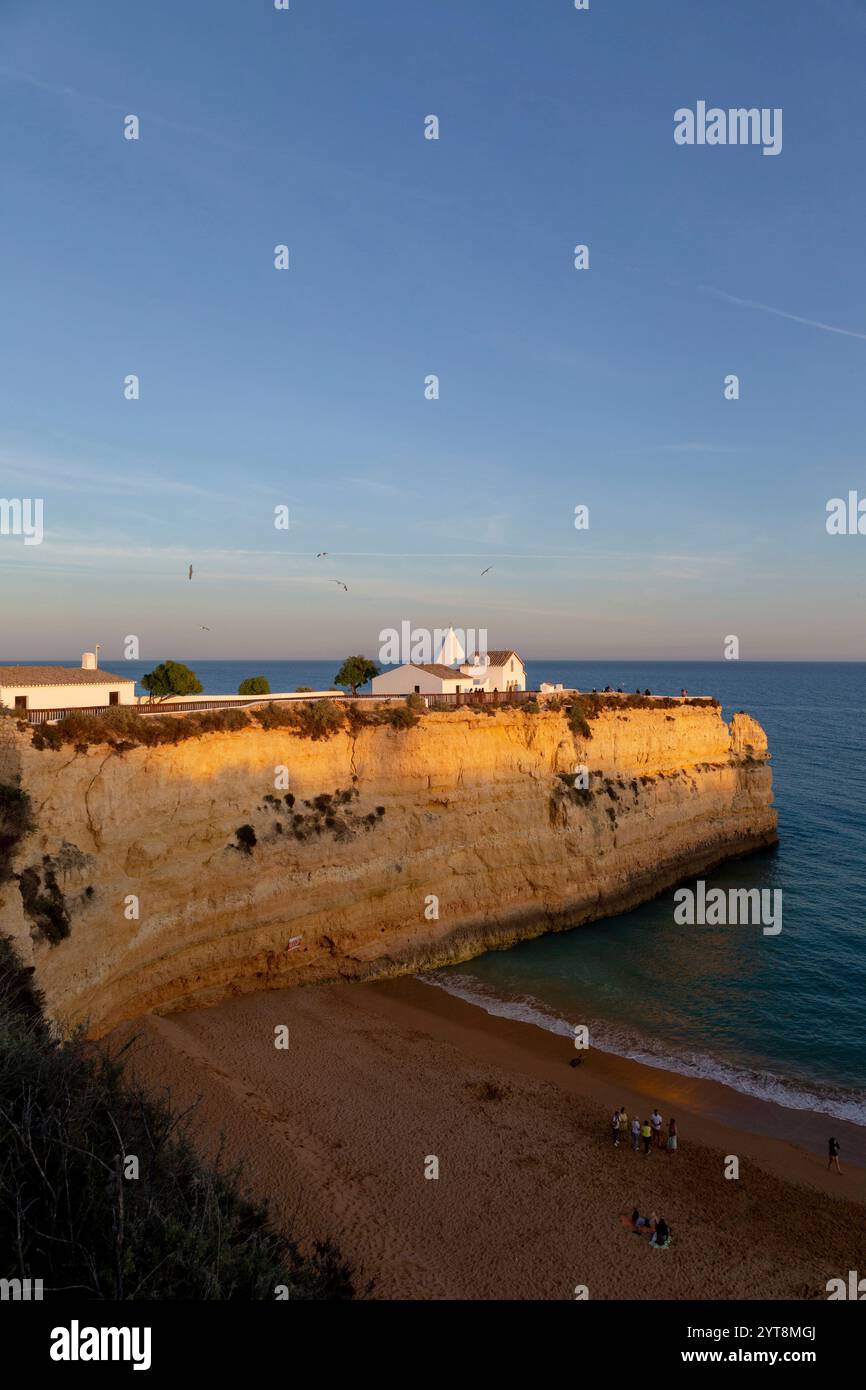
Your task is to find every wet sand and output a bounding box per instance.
[109,976,866,1300]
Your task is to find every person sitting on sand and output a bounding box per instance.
[650,1218,671,1248]
[828,1136,842,1173]
[644,688,651,696]
[631,1115,641,1151]
[666,1118,678,1154]
[641,1119,652,1155]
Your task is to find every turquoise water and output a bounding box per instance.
[18,658,866,1123]
[431,661,866,1127]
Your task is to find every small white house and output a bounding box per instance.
[371,639,527,697]
[370,663,468,697]
[0,654,136,714]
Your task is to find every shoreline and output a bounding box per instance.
[111,975,866,1300]
[388,976,866,1181]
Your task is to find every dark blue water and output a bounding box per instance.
[18,659,866,1121]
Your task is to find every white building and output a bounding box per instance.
[468,649,526,693]
[0,654,136,714]
[371,632,527,697]
[371,662,467,697]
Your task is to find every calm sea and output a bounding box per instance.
[18,658,866,1124]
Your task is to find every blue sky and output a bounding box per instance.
[1,0,865,661]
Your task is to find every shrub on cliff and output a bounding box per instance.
[385,697,422,730]
[238,676,270,696]
[31,706,252,752]
[289,701,347,740]
[0,935,356,1300]
[568,698,593,739]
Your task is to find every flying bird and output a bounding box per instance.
[480,566,493,576]
[188,564,193,581]
[316,551,330,558]
[200,626,210,631]
[334,580,348,592]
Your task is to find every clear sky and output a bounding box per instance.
[1,0,864,661]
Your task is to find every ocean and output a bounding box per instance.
[18,657,866,1125]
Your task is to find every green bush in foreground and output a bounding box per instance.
[0,936,355,1300]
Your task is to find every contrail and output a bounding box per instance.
[700,285,866,341]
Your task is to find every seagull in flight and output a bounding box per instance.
[480,566,493,576]
[334,580,348,592]
[316,551,330,558]
[188,564,193,581]
[200,625,211,631]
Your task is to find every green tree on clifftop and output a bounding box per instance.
[141,661,203,702]
[238,676,270,695]
[333,656,379,697]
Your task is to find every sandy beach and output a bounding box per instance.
[110,977,866,1301]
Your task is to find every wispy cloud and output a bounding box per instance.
[0,450,277,506]
[699,285,866,342]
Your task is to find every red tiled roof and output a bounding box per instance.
[414,663,462,679]
[484,650,522,667]
[0,666,135,687]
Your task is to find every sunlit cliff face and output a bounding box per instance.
[0,706,776,1038]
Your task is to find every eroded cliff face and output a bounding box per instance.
[0,705,777,1037]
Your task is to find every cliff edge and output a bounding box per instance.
[0,703,777,1037]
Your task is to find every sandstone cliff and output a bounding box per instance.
[0,704,777,1037]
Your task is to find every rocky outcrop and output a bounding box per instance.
[0,704,777,1037]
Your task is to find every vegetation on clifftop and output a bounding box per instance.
[24,691,721,753]
[0,934,356,1300]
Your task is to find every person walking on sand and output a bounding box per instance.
[666,1117,678,1154]
[641,1118,652,1155]
[611,1108,621,1147]
[618,1106,628,1141]
[828,1136,842,1173]
[631,1115,641,1151]
[651,1107,664,1148]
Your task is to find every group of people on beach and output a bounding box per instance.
[612,1105,677,1154]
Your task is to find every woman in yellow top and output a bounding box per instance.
[641,1119,652,1155]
